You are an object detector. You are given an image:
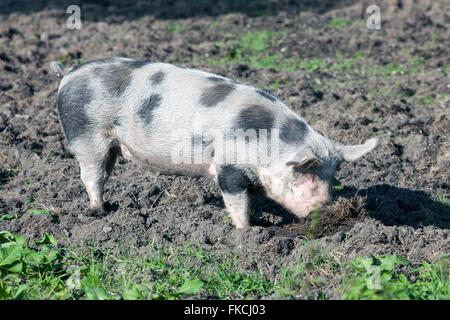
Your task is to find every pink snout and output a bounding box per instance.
[301,195,331,215]
[286,182,332,218]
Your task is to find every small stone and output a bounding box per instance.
[103,226,112,233]
[63,229,71,238]
[40,32,48,42]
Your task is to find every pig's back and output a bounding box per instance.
[58,58,304,175]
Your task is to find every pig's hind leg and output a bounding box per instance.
[103,139,121,184]
[72,135,119,214]
[217,165,252,228]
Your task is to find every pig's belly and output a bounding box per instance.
[117,138,216,179]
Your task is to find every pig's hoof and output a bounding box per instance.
[85,207,106,217]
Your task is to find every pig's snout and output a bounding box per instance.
[289,183,332,218]
[302,195,331,215]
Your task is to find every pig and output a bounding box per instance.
[49,57,378,228]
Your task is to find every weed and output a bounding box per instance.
[433,190,449,207]
[0,232,68,299]
[167,24,186,33]
[27,209,52,216]
[419,95,436,106]
[332,178,344,191]
[327,18,350,29]
[408,56,425,65]
[0,232,273,300]
[342,254,450,300]
[209,30,300,71]
[299,59,330,73]
[270,79,281,90]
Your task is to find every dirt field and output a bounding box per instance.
[0,0,449,299]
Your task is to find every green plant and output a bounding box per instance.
[270,80,281,90]
[342,254,450,300]
[0,214,17,222]
[307,208,321,239]
[56,55,85,67]
[299,59,330,73]
[332,178,344,191]
[433,190,449,207]
[419,95,436,106]
[209,30,300,71]
[327,18,350,29]
[1,231,276,300]
[167,24,186,32]
[0,231,67,299]
[408,56,425,65]
[27,209,52,215]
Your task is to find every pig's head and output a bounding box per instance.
[259,130,378,218]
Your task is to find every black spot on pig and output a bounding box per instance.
[280,117,309,145]
[123,59,152,69]
[94,64,132,97]
[57,75,93,143]
[150,71,165,86]
[200,83,235,107]
[218,165,251,194]
[256,89,277,102]
[137,93,162,125]
[234,105,275,131]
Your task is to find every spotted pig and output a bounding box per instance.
[49,58,378,228]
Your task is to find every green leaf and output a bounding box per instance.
[27,196,35,206]
[23,251,44,266]
[0,231,15,245]
[84,285,110,300]
[0,214,15,222]
[34,234,58,246]
[274,287,297,296]
[12,234,26,247]
[178,279,204,295]
[27,209,51,215]
[0,244,23,267]
[332,178,344,191]
[39,245,60,263]
[13,285,27,300]
[379,254,409,272]
[123,285,146,300]
[6,261,23,273]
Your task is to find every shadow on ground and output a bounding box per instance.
[0,0,360,19]
[352,184,450,229]
[246,183,449,238]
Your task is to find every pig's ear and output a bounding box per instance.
[287,155,322,170]
[337,137,379,162]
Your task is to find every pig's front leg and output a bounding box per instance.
[217,165,252,228]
